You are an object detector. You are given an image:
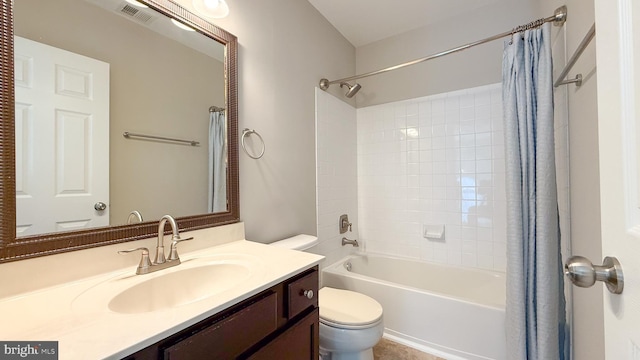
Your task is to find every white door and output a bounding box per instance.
[14,36,110,236]
[594,0,640,358]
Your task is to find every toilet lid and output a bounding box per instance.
[319,287,383,327]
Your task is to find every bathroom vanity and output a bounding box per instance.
[126,267,319,359]
[0,224,324,359]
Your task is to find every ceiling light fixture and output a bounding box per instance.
[192,0,229,19]
[124,0,148,8]
[170,18,196,32]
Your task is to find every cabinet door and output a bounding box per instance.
[164,292,278,359]
[247,308,319,360]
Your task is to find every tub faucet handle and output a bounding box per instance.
[339,214,352,233]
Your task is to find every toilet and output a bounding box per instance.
[271,235,384,360]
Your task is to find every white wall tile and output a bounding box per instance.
[318,84,509,273]
[357,83,507,272]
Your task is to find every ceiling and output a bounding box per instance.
[307,0,501,47]
[84,0,224,61]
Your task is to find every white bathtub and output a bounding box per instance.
[321,253,506,360]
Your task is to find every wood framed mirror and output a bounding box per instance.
[0,0,239,262]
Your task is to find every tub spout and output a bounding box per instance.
[342,237,359,247]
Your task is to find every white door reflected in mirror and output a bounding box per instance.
[15,36,110,237]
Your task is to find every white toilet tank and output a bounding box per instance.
[270,234,318,251]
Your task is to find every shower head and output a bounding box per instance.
[340,82,362,98]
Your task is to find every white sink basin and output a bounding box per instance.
[109,263,251,314]
[72,254,263,315]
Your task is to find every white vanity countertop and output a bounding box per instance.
[0,239,324,359]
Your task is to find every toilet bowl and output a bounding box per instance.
[319,287,384,360]
[270,235,384,360]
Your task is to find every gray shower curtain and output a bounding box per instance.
[208,111,227,213]
[502,23,568,360]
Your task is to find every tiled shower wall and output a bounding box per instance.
[357,84,507,271]
[315,88,359,267]
[316,81,569,274]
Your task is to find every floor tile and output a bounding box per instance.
[373,338,446,360]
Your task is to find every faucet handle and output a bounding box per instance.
[339,214,352,233]
[168,237,194,261]
[118,247,152,274]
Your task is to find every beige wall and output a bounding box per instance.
[15,0,225,225]
[354,0,536,108]
[174,0,356,243]
[538,1,604,359]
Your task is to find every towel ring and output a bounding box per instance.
[241,128,265,159]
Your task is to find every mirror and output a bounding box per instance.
[0,0,239,261]
[15,0,228,236]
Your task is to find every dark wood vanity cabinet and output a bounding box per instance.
[124,266,319,360]
[247,308,319,360]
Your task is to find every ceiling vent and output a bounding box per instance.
[117,3,156,24]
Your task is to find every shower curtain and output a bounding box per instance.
[502,23,568,360]
[208,111,227,213]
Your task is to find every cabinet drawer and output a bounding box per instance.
[164,292,277,359]
[286,269,318,319]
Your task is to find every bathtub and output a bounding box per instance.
[321,253,506,360]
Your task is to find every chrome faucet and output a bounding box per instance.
[155,215,178,264]
[127,210,143,224]
[118,214,193,275]
[342,237,359,247]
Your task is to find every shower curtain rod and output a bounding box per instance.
[319,5,568,90]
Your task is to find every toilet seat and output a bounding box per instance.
[320,316,383,330]
[319,287,383,330]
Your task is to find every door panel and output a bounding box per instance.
[55,109,91,195]
[14,36,109,236]
[594,0,640,358]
